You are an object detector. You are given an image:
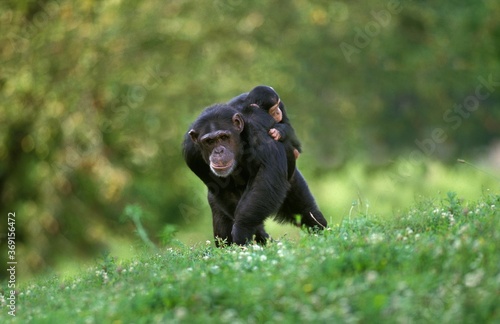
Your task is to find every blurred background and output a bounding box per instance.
[1,0,499,278]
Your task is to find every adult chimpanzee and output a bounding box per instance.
[183,103,327,246]
[228,85,302,159]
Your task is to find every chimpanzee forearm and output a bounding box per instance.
[232,164,290,244]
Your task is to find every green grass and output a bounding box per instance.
[2,192,500,323]
[176,160,500,245]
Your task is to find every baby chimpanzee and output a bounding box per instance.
[235,85,302,159]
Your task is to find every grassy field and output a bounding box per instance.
[2,192,499,323]
[178,160,500,244]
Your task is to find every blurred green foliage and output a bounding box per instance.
[1,0,499,276]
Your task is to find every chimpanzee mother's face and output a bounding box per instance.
[189,113,244,177]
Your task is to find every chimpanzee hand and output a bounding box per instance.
[231,223,256,245]
[269,128,281,141]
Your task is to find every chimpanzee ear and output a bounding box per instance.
[232,113,244,133]
[188,129,199,143]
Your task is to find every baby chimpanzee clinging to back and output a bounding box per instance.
[244,85,302,159]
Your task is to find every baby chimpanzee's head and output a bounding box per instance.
[246,85,282,123]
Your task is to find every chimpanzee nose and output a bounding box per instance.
[214,147,225,154]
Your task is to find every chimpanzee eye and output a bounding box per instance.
[205,138,215,145]
[220,134,229,141]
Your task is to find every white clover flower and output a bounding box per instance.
[251,244,263,251]
[464,269,484,288]
[369,233,384,244]
[365,270,378,283]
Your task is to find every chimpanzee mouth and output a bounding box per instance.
[210,161,235,177]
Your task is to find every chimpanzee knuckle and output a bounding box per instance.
[231,223,254,245]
